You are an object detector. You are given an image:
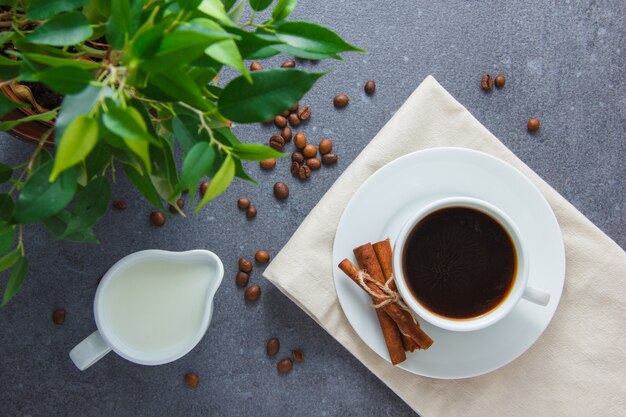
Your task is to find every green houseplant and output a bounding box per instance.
[0,0,363,305]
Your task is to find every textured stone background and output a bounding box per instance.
[0,1,624,416]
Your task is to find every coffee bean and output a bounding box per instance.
[273,182,289,200]
[236,272,249,287]
[169,198,184,214]
[269,134,285,150]
[322,153,338,165]
[364,80,376,95]
[495,74,506,88]
[250,61,263,71]
[290,161,301,175]
[112,199,128,210]
[291,348,305,362]
[255,250,270,263]
[277,358,293,373]
[246,206,257,219]
[298,164,311,180]
[527,118,541,132]
[199,180,209,195]
[302,144,317,158]
[318,138,333,155]
[244,284,261,301]
[238,197,251,209]
[52,308,65,325]
[293,132,306,149]
[280,60,296,68]
[291,152,304,164]
[239,257,253,273]
[481,74,494,91]
[150,211,166,226]
[288,113,300,127]
[274,115,288,128]
[289,102,299,113]
[281,127,292,141]
[280,110,290,118]
[260,159,276,170]
[184,372,199,388]
[266,337,280,356]
[333,94,349,108]
[306,158,321,170]
[297,106,311,121]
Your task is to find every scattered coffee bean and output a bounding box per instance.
[291,348,305,362]
[280,60,296,68]
[255,250,270,263]
[169,198,184,214]
[199,180,209,195]
[290,161,301,175]
[318,138,333,155]
[293,132,306,149]
[184,372,199,388]
[250,61,263,71]
[245,284,261,301]
[273,182,289,200]
[291,152,305,164]
[364,80,376,95]
[236,272,249,287]
[333,94,349,108]
[274,115,288,128]
[298,164,311,180]
[112,199,128,210]
[260,159,277,170]
[280,110,290,118]
[150,211,166,226]
[302,144,317,158]
[277,358,293,374]
[481,74,494,91]
[281,127,292,141]
[306,158,321,170]
[266,338,280,356]
[238,197,251,210]
[246,206,257,219]
[239,257,253,273]
[288,113,300,127]
[495,74,506,88]
[52,308,65,325]
[297,106,311,121]
[289,102,299,113]
[527,118,541,132]
[269,134,286,150]
[322,153,338,165]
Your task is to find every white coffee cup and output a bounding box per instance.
[393,197,550,332]
[69,250,223,370]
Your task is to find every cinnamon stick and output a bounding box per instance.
[373,239,419,353]
[339,258,433,350]
[353,243,406,365]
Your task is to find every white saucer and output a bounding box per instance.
[332,148,565,379]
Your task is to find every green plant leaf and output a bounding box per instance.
[0,163,13,183]
[233,143,285,160]
[218,69,325,123]
[247,46,280,60]
[0,249,19,273]
[180,142,215,196]
[0,110,57,131]
[149,136,180,203]
[27,11,93,46]
[198,0,231,25]
[13,160,77,224]
[196,154,235,212]
[56,86,108,139]
[122,164,164,209]
[234,158,256,184]
[33,66,91,95]
[2,255,28,306]
[272,0,296,20]
[43,210,98,243]
[0,31,13,45]
[0,193,14,221]
[27,0,91,20]
[274,21,364,59]
[112,0,131,37]
[0,55,21,79]
[249,0,273,11]
[62,177,111,238]
[148,70,213,112]
[223,27,283,59]
[22,53,102,71]
[0,223,14,254]
[50,115,99,181]
[221,0,238,10]
[172,115,201,153]
[178,0,203,9]
[84,142,111,179]
[212,127,240,146]
[227,0,245,23]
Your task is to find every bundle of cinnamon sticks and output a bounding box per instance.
[339,239,433,365]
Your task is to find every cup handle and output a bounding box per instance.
[522,286,551,306]
[69,330,112,371]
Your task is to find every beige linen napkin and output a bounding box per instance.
[263,76,626,416]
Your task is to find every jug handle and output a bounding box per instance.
[69,330,112,371]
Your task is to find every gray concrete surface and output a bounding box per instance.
[1,1,624,416]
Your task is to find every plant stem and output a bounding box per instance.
[17,225,24,256]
